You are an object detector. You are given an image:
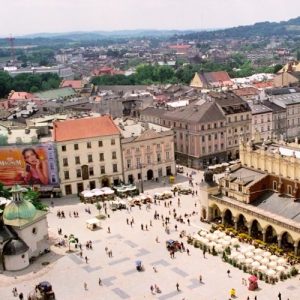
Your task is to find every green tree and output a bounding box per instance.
[0,71,12,98]
[0,134,8,146]
[0,182,11,199]
[23,188,48,211]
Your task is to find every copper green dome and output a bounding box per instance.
[3,200,36,221]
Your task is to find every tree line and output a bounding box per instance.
[91,59,282,86]
[0,71,61,98]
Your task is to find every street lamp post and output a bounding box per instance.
[138,163,144,193]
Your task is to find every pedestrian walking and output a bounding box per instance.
[150,285,155,294]
[141,224,144,230]
[19,293,23,300]
[227,269,231,277]
[278,292,281,300]
[187,248,190,256]
[176,283,180,292]
[107,227,111,233]
[84,282,88,290]
[98,278,102,286]
[85,256,88,263]
[153,266,157,272]
[12,287,17,297]
[199,275,202,283]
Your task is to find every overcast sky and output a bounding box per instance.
[1,0,300,36]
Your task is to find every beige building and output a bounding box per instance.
[53,116,123,195]
[115,119,175,188]
[199,140,300,255]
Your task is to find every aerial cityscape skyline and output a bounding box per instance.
[1,0,300,36]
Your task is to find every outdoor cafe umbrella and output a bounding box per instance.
[277,258,286,265]
[263,251,271,258]
[231,238,239,245]
[254,248,263,255]
[200,230,208,237]
[246,251,254,258]
[270,255,278,261]
[245,258,254,265]
[237,254,245,263]
[267,270,276,276]
[254,255,263,262]
[268,261,277,268]
[230,252,239,259]
[276,266,285,272]
[259,265,268,272]
[261,258,269,265]
[83,191,94,198]
[252,261,260,269]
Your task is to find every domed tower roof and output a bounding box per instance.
[3,200,36,222]
[3,238,29,256]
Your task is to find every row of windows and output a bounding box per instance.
[61,139,115,152]
[201,144,224,154]
[63,152,117,166]
[200,132,224,142]
[228,126,249,134]
[126,152,170,168]
[64,164,118,180]
[228,114,250,123]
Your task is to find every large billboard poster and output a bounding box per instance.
[0,143,59,186]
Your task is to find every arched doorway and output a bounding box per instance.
[211,204,221,222]
[147,169,153,180]
[224,209,234,227]
[265,225,277,244]
[237,214,247,233]
[101,176,110,187]
[250,220,263,240]
[281,232,294,252]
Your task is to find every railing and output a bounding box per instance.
[210,194,300,234]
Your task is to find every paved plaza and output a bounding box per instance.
[0,170,299,300]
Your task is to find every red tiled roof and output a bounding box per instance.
[253,81,273,89]
[8,92,35,100]
[206,71,232,83]
[169,44,191,49]
[60,80,83,89]
[53,116,120,142]
[233,87,259,97]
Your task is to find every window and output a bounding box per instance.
[228,117,231,123]
[127,159,131,169]
[201,125,204,130]
[214,144,218,151]
[100,166,105,174]
[64,171,69,180]
[111,139,115,145]
[87,142,91,149]
[65,185,72,195]
[62,145,66,152]
[63,158,68,167]
[238,184,242,192]
[157,153,161,163]
[113,164,118,173]
[75,156,80,165]
[202,147,205,154]
[221,132,224,137]
[76,169,82,178]
[112,151,117,159]
[287,185,292,195]
[157,144,161,150]
[241,115,244,121]
[208,135,211,141]
[89,167,94,176]
[180,132,183,139]
[220,122,223,127]
[99,153,104,161]
[166,151,170,160]
[136,157,141,166]
[208,145,212,152]
[88,154,93,163]
[147,155,151,164]
[221,143,224,150]
[136,147,140,153]
[273,181,277,191]
[98,140,103,147]
[74,144,79,150]
[208,124,211,129]
[147,145,150,151]
[214,133,218,140]
[234,128,237,133]
[235,116,237,122]
[202,136,205,142]
[214,123,217,128]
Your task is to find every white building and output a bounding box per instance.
[53,116,123,195]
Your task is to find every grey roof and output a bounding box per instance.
[266,87,300,96]
[140,107,167,118]
[3,238,29,255]
[229,167,266,186]
[249,103,272,115]
[263,100,286,113]
[0,225,15,243]
[252,191,300,223]
[163,101,225,123]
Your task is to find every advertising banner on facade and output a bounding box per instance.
[0,143,59,186]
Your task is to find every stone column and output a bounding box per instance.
[221,212,225,225]
[234,217,238,231]
[262,229,266,243]
[247,223,251,236]
[294,242,298,256]
[278,236,282,248]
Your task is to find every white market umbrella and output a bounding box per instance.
[252,261,260,268]
[261,258,269,265]
[267,270,276,276]
[214,230,221,236]
[254,248,264,255]
[230,252,238,259]
[237,254,245,262]
[211,234,219,242]
[276,266,285,272]
[224,235,232,241]
[246,251,254,258]
[254,255,263,262]
[83,191,94,198]
[92,189,104,196]
[231,238,239,246]
[270,255,278,261]
[208,242,217,248]
[269,261,277,268]
[277,258,286,265]
[259,265,268,272]
[221,240,231,247]
[263,251,271,258]
[215,244,224,252]
[245,258,254,265]
[240,247,249,254]
[206,233,213,241]
[247,245,255,251]
[200,231,208,237]
[219,232,226,238]
[193,234,200,240]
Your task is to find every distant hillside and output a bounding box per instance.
[176,16,300,40]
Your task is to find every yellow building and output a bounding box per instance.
[200,140,300,255]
